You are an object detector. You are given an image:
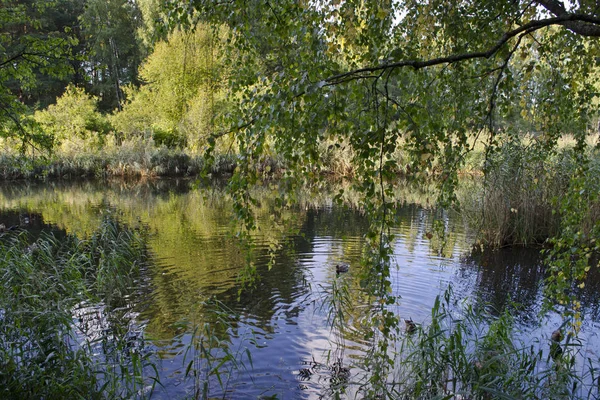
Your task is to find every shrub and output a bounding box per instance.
[34,85,112,152]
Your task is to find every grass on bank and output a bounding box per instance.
[0,136,242,180]
[0,217,156,399]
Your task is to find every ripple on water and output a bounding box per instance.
[5,183,600,399]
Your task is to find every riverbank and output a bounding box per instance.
[1,135,599,251]
[0,144,221,180]
[0,135,478,181]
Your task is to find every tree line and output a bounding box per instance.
[1,0,229,152]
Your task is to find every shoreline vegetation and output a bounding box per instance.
[2,134,598,250]
[3,0,600,398]
[1,133,595,180]
[0,218,157,399]
[1,136,599,398]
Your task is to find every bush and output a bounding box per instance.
[152,126,187,148]
[34,85,112,152]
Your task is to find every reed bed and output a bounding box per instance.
[0,217,156,399]
[459,141,600,248]
[343,288,600,400]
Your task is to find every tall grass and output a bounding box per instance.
[0,216,157,398]
[180,299,255,399]
[355,288,600,399]
[306,277,599,399]
[459,139,600,248]
[0,138,207,180]
[0,136,287,181]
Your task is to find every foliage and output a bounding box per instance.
[0,217,156,398]
[182,299,255,399]
[0,0,77,147]
[163,0,600,386]
[544,144,600,325]
[137,0,168,48]
[0,0,155,147]
[34,85,111,152]
[2,0,86,108]
[111,24,232,152]
[162,0,600,213]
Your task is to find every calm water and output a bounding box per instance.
[1,179,600,399]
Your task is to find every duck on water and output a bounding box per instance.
[335,263,350,274]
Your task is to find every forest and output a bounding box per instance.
[2,0,600,398]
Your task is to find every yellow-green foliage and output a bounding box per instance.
[34,85,110,153]
[111,24,232,151]
[137,0,164,48]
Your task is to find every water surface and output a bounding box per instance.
[1,179,599,398]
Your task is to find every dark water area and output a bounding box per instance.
[1,179,600,399]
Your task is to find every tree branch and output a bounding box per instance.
[535,0,600,36]
[1,38,72,70]
[325,13,600,85]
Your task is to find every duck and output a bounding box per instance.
[405,318,417,334]
[550,329,563,360]
[551,329,563,343]
[335,263,350,274]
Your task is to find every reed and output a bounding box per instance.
[0,217,157,399]
[459,140,600,248]
[357,287,598,399]
[181,299,255,399]
[0,139,205,180]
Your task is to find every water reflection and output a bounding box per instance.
[1,179,599,398]
[459,248,546,323]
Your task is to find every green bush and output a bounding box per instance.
[34,85,112,152]
[152,126,187,148]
